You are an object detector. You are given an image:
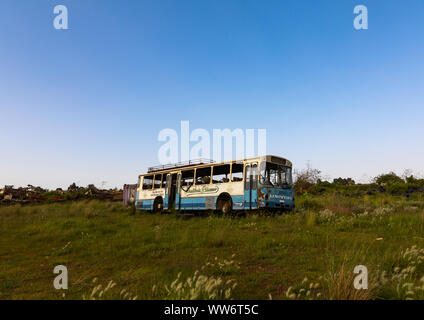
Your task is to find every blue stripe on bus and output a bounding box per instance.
[232,195,244,210]
[180,197,204,210]
[136,193,290,211]
[166,195,246,210]
[135,199,153,210]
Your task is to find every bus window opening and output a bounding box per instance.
[212,165,230,183]
[195,167,212,185]
[231,163,244,182]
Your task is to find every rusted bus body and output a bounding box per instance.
[135,155,294,213]
[123,184,137,206]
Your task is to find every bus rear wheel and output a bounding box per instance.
[153,197,163,213]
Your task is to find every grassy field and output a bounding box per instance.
[1,195,424,300]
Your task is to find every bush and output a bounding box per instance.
[297,197,324,211]
[387,182,408,196]
[333,178,355,186]
[375,172,404,185]
[294,164,322,194]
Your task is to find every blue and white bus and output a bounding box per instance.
[135,155,294,214]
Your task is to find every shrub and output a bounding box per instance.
[333,178,355,186]
[387,182,408,195]
[378,246,424,299]
[294,164,322,194]
[375,172,404,185]
[297,198,324,211]
[325,263,377,300]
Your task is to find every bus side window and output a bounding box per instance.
[252,164,258,190]
[143,175,154,190]
[244,165,251,189]
[231,163,244,182]
[212,165,230,184]
[196,167,211,185]
[161,174,167,188]
[181,170,194,186]
[153,174,162,189]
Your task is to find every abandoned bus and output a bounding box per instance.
[135,155,294,214]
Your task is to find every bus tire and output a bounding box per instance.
[217,194,232,215]
[221,200,232,215]
[153,197,163,213]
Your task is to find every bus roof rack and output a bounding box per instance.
[147,159,215,173]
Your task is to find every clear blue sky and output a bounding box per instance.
[1,0,423,189]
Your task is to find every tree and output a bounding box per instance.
[374,172,404,185]
[67,183,83,192]
[333,177,355,186]
[294,163,322,194]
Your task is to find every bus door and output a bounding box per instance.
[167,173,179,210]
[244,163,258,210]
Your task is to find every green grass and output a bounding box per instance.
[1,196,424,300]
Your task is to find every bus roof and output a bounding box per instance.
[142,155,292,176]
[147,158,215,173]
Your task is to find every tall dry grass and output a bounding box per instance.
[325,263,377,300]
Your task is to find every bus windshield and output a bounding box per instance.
[260,162,293,188]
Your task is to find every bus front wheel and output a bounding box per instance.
[153,197,163,213]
